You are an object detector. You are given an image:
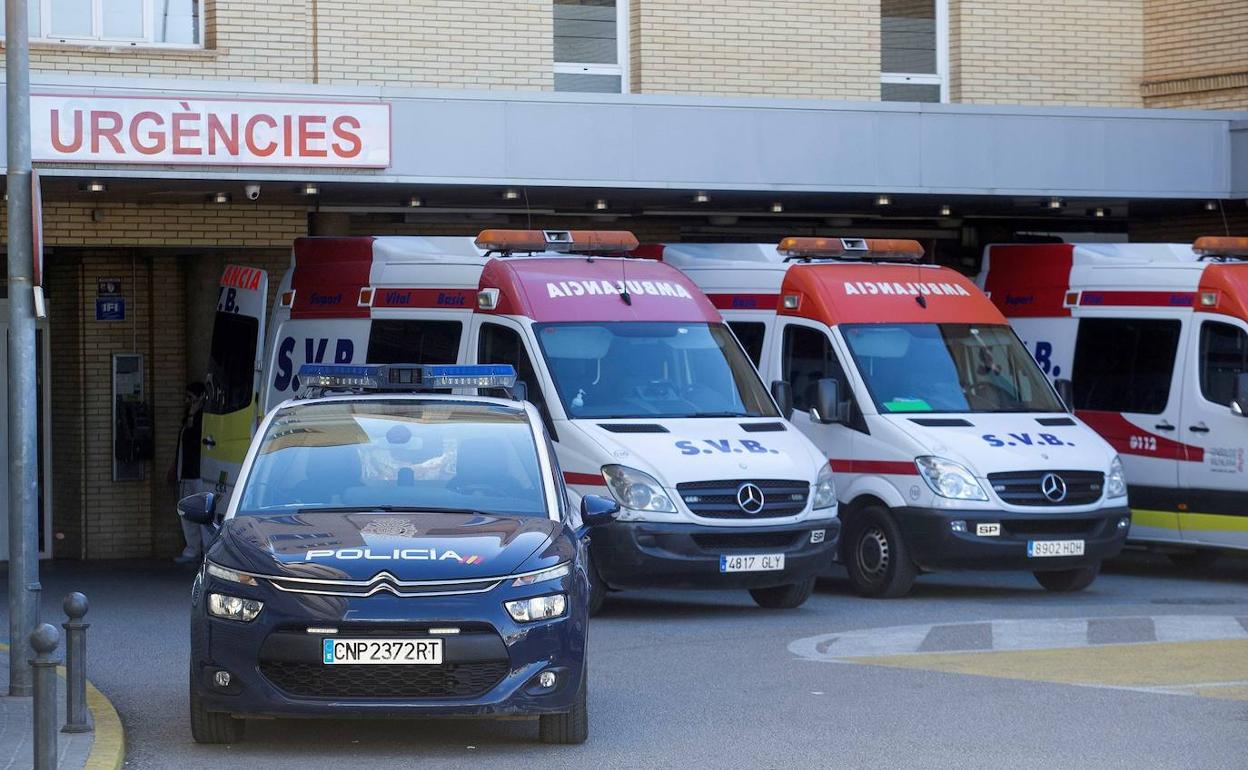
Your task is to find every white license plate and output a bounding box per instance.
[1027,539,1085,558]
[322,638,443,665]
[719,553,785,572]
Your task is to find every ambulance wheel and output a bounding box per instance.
[1033,562,1100,592]
[190,686,244,744]
[1166,550,1219,570]
[587,554,608,617]
[749,577,816,609]
[539,666,588,744]
[845,506,916,599]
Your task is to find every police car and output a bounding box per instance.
[181,363,613,744]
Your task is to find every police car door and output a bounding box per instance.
[201,265,268,498]
[1177,314,1248,548]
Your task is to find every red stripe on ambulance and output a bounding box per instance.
[1075,410,1204,462]
[371,288,475,309]
[706,293,780,311]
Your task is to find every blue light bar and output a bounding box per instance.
[423,364,516,388]
[296,363,517,397]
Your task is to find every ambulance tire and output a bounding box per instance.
[587,554,608,617]
[749,576,816,609]
[539,665,588,745]
[190,683,244,744]
[1033,562,1100,592]
[845,506,917,599]
[1166,550,1219,570]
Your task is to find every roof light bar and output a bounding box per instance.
[296,364,517,398]
[1193,236,1248,258]
[777,237,925,262]
[474,229,640,255]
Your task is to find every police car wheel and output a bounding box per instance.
[845,506,917,599]
[1033,562,1100,592]
[748,576,815,609]
[539,666,588,744]
[189,685,244,744]
[587,553,608,617]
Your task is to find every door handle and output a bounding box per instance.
[1154,421,1175,432]
[1189,423,1210,433]
[202,436,217,448]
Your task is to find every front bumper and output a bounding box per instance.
[590,516,840,590]
[892,504,1131,572]
[191,572,588,720]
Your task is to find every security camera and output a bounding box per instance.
[244,184,261,201]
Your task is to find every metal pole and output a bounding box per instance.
[61,593,90,733]
[6,0,41,697]
[29,623,58,770]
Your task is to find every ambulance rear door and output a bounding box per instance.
[201,265,268,497]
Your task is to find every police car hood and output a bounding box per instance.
[883,412,1116,475]
[210,511,560,581]
[574,418,825,484]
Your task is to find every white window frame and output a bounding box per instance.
[3,0,206,49]
[880,0,948,103]
[553,0,629,94]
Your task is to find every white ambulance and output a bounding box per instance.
[199,230,840,611]
[657,237,1129,598]
[979,236,1248,565]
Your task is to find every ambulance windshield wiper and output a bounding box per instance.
[297,506,490,515]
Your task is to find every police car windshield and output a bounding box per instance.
[534,322,779,419]
[842,323,1064,414]
[235,400,548,517]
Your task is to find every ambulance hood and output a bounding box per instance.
[573,418,827,485]
[882,412,1117,477]
[208,511,564,581]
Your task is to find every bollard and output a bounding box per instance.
[30,623,59,770]
[62,592,91,733]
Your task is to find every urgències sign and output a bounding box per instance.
[32,94,391,168]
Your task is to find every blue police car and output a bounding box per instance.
[181,364,617,744]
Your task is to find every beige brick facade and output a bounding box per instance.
[1143,0,1248,109]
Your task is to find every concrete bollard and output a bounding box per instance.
[62,592,91,733]
[30,623,59,770]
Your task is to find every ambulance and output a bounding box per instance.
[199,230,840,612]
[979,236,1248,565]
[657,237,1129,598]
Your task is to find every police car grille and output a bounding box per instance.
[987,470,1104,506]
[676,479,809,519]
[259,660,510,699]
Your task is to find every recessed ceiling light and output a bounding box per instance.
[1047,197,1064,209]
[876,194,892,206]
[939,204,952,216]
[594,198,609,211]
[503,188,520,200]
[408,195,423,207]
[770,202,784,213]
[1205,200,1218,211]
[301,183,319,196]
[213,192,230,204]
[87,181,107,193]
[693,191,710,204]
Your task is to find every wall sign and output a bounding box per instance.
[96,297,125,321]
[98,277,122,296]
[32,94,391,168]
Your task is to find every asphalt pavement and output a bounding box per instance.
[4,551,1247,770]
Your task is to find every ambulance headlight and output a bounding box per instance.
[1106,456,1127,499]
[208,593,263,622]
[601,465,676,513]
[812,464,837,510]
[915,456,988,501]
[505,594,567,623]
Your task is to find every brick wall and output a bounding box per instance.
[1143,0,1248,109]
[950,0,1143,107]
[630,0,879,100]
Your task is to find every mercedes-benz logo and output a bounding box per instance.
[736,482,766,514]
[1040,473,1068,503]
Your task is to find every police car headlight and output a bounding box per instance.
[511,563,571,587]
[601,465,676,513]
[208,593,263,622]
[505,594,567,623]
[812,463,837,510]
[916,456,988,501]
[1106,456,1127,499]
[206,562,259,587]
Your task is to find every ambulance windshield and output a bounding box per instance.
[534,322,779,419]
[842,323,1063,414]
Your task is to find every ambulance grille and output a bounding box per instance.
[987,470,1104,506]
[259,660,510,700]
[676,479,809,518]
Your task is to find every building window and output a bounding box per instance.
[553,0,628,93]
[880,0,946,103]
[1072,318,1182,415]
[0,0,203,47]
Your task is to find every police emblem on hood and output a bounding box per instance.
[360,518,420,538]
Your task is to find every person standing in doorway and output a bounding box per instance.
[171,382,210,564]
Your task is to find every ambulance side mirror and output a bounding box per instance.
[1054,378,1074,413]
[811,378,844,425]
[770,381,794,421]
[178,492,218,526]
[1231,373,1248,417]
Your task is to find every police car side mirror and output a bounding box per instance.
[177,492,217,526]
[1054,378,1075,413]
[1231,373,1248,417]
[810,378,844,425]
[580,495,619,527]
[770,380,794,421]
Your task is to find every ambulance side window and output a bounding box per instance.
[728,321,766,367]
[206,311,258,415]
[1072,318,1181,414]
[366,320,462,364]
[1199,321,1248,407]
[782,325,860,432]
[479,323,556,438]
